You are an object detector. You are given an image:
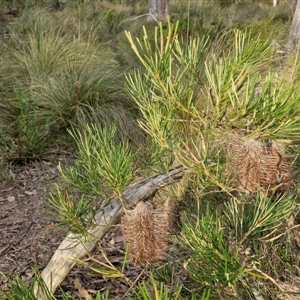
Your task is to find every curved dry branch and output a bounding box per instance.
[34,166,186,299]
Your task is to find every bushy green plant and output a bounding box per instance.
[40,18,300,299]
[124,20,300,299]
[44,123,138,237]
[58,124,136,198]
[178,191,297,296]
[0,269,68,300]
[224,192,297,243]
[181,214,245,288]
[0,11,139,161]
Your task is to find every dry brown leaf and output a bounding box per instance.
[277,280,300,300]
[24,190,36,196]
[74,278,91,300]
[294,229,300,248]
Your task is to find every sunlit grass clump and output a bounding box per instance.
[0,9,139,161]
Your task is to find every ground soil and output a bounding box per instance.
[0,156,147,299]
[0,158,60,291]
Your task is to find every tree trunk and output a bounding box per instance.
[148,0,170,22]
[290,0,298,9]
[34,166,186,299]
[289,0,300,49]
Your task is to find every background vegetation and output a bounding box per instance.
[0,0,300,299]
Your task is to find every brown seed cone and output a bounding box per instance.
[121,202,169,264]
[226,136,291,193]
[164,198,180,234]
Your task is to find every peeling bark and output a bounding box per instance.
[288,0,300,49]
[148,0,170,22]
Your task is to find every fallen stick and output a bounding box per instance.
[34,166,186,299]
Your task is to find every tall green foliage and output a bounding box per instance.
[59,124,135,198]
[0,13,138,160]
[125,21,300,298]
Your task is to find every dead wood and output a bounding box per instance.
[34,166,186,299]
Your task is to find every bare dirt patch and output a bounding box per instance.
[0,158,63,287]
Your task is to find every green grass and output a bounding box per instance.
[0,6,141,161]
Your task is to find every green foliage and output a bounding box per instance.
[125,20,300,299]
[58,124,136,199]
[105,9,125,35]
[47,124,136,234]
[0,272,43,300]
[205,67,300,141]
[0,269,63,300]
[179,192,298,298]
[47,185,96,236]
[224,192,297,243]
[0,11,138,161]
[1,2,300,300]
[0,269,104,300]
[0,0,40,12]
[127,21,300,146]
[32,58,133,132]
[125,21,300,198]
[181,211,245,288]
[47,123,141,234]
[4,91,56,160]
[130,274,182,300]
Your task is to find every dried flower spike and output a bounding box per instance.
[164,198,180,234]
[121,201,169,264]
[227,136,291,193]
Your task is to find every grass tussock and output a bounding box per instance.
[0,8,141,161]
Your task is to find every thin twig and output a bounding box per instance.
[120,266,147,300]
[13,222,33,246]
[247,268,295,300]
[244,274,266,300]
[119,13,159,25]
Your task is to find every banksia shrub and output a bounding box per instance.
[121,201,169,264]
[226,135,291,193]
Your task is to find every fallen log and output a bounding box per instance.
[34,166,186,299]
